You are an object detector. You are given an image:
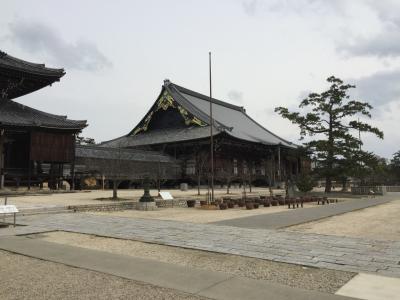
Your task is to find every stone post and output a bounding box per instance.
[137,176,156,210]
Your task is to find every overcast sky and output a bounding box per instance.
[1,0,400,158]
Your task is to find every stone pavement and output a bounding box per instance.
[2,212,400,278]
[336,273,400,300]
[212,196,395,229]
[0,236,355,300]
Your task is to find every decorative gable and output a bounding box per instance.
[132,90,207,135]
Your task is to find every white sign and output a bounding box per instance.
[0,205,19,214]
[159,192,174,200]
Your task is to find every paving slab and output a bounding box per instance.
[0,236,355,300]
[0,235,232,295]
[336,273,400,300]
[1,212,400,277]
[212,196,394,229]
[199,276,355,300]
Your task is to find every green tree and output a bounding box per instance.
[76,135,96,145]
[275,76,383,193]
[390,151,400,183]
[295,174,314,194]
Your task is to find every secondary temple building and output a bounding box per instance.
[0,50,88,189]
[102,80,304,188]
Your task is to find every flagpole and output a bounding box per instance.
[209,52,214,203]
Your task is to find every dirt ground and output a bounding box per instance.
[288,199,400,241]
[4,187,282,210]
[31,231,355,294]
[89,202,319,223]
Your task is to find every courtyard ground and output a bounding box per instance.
[90,204,316,223]
[288,197,400,241]
[4,187,282,210]
[1,193,400,299]
[0,250,207,300]
[31,231,354,293]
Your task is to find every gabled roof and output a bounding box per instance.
[0,50,65,100]
[166,81,295,148]
[102,80,296,149]
[0,99,87,131]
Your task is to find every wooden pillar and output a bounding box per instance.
[58,164,62,190]
[297,157,301,175]
[271,155,276,186]
[71,135,76,191]
[71,161,75,191]
[27,132,31,190]
[0,130,4,189]
[27,160,31,190]
[277,146,281,182]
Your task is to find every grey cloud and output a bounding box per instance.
[242,0,347,16]
[242,0,259,16]
[339,27,400,58]
[365,0,400,26]
[352,70,400,108]
[6,20,111,71]
[291,72,400,118]
[337,1,400,58]
[227,90,244,103]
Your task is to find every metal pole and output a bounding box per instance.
[209,52,214,203]
[358,118,361,151]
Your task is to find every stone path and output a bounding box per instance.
[2,212,400,278]
[212,196,395,229]
[0,236,355,300]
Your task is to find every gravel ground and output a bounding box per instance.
[0,250,209,300]
[89,205,297,223]
[35,231,355,294]
[288,199,400,241]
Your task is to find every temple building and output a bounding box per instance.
[0,49,303,190]
[102,80,304,188]
[0,50,87,189]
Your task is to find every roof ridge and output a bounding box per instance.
[2,100,87,129]
[0,50,65,74]
[169,82,244,112]
[78,144,167,154]
[11,100,86,124]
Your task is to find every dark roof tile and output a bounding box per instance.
[0,99,87,130]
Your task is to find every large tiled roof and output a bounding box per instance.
[0,50,65,99]
[0,99,87,130]
[167,82,296,148]
[107,80,296,149]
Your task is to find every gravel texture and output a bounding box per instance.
[289,199,400,241]
[90,205,294,224]
[0,250,209,300]
[35,231,355,294]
